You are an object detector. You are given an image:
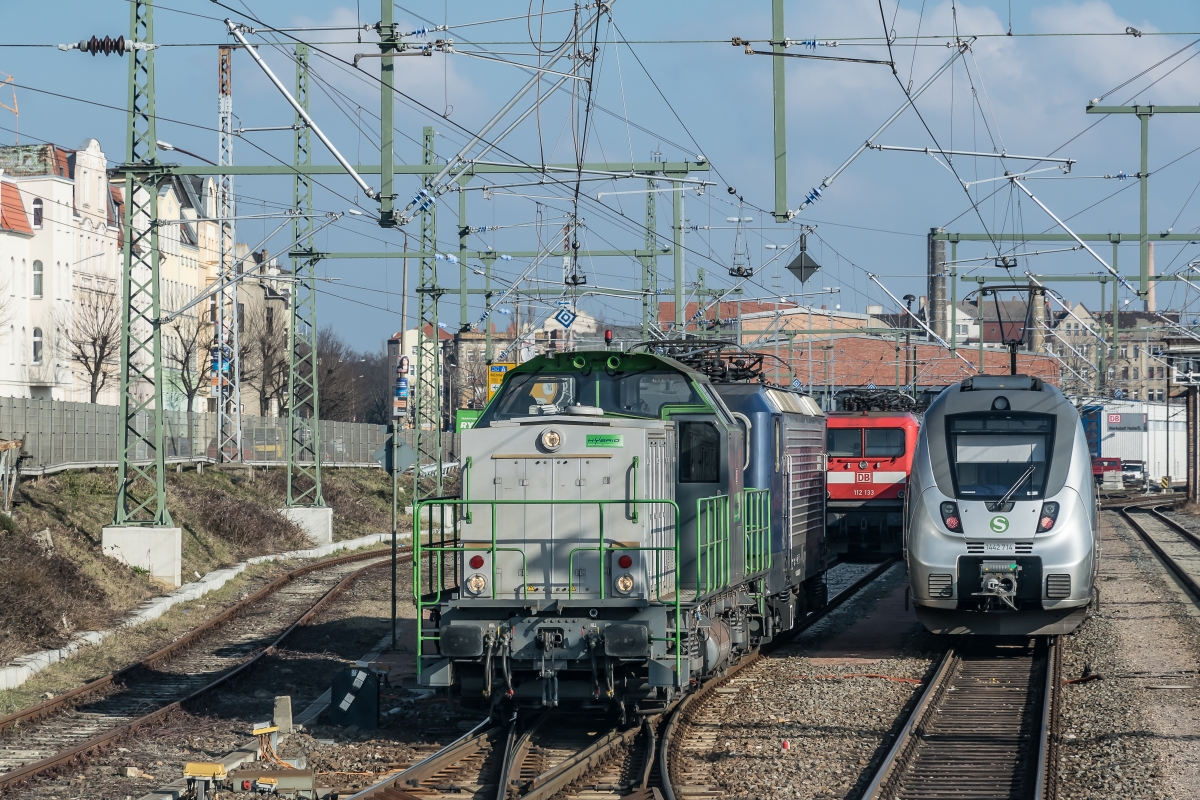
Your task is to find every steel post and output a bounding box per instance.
[771,0,787,221]
[114,0,171,526]
[216,44,243,463]
[641,178,657,339]
[414,126,443,502]
[673,182,684,329]
[286,43,324,507]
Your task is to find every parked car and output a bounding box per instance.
[1122,459,1145,485]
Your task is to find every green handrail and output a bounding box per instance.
[696,494,731,596]
[743,488,772,576]
[413,496,683,683]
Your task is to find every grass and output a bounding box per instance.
[0,466,410,666]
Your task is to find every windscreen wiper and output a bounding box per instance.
[993,464,1036,509]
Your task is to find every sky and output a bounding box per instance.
[6,1,1200,351]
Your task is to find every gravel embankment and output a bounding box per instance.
[675,564,942,800]
[1055,512,1200,800]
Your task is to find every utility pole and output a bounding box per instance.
[216,44,243,463]
[285,42,325,512]
[104,0,180,588]
[904,294,916,395]
[673,183,684,330]
[413,126,442,502]
[640,178,657,339]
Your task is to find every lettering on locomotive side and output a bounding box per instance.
[586,434,625,448]
[855,472,871,483]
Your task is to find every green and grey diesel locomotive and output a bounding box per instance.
[413,348,827,715]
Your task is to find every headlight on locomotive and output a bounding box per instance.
[614,573,635,595]
[465,573,488,595]
[540,428,563,452]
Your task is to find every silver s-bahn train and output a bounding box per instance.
[413,349,828,714]
[905,374,1098,636]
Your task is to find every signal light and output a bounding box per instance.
[1039,501,1060,532]
[617,553,633,569]
[940,501,963,533]
[604,329,613,347]
[469,554,485,569]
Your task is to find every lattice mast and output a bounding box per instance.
[215,44,243,462]
[286,43,324,507]
[113,0,170,525]
[413,126,442,501]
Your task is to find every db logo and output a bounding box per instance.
[1108,414,1122,423]
[856,472,872,483]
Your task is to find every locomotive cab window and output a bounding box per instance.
[827,428,863,457]
[947,414,1055,500]
[679,421,720,483]
[481,368,703,423]
[865,428,905,457]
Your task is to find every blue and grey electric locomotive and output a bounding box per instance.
[413,349,827,713]
[905,374,1098,635]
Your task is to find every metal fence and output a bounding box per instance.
[0,397,438,474]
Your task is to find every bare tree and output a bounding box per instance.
[359,350,392,425]
[58,290,121,403]
[315,326,356,421]
[164,312,211,412]
[242,303,288,416]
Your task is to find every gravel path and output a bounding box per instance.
[1056,511,1200,800]
[673,564,942,800]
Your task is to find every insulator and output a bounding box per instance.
[499,254,513,261]
[80,35,126,56]
[804,186,823,204]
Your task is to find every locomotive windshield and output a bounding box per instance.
[947,414,1055,501]
[481,368,703,423]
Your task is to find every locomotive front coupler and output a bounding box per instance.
[972,560,1022,611]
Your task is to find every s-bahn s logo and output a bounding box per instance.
[990,516,1010,533]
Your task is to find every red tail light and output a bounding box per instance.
[469,554,485,569]
[940,501,963,533]
[1039,502,1060,532]
[617,553,633,568]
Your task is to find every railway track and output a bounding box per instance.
[656,558,899,800]
[0,546,399,792]
[348,559,899,800]
[860,637,1060,800]
[1116,504,1200,599]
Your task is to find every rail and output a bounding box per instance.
[1116,504,1200,598]
[860,637,1059,800]
[0,553,397,791]
[412,497,683,681]
[659,558,900,800]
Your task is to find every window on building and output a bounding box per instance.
[1132,390,1139,400]
[266,306,275,334]
[1121,347,1128,359]
[237,303,245,333]
[32,199,43,229]
[1134,345,1140,359]
[1122,367,1129,380]
[31,328,42,364]
[1133,368,1139,380]
[1158,367,1165,380]
[31,261,43,299]
[1157,389,1165,402]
